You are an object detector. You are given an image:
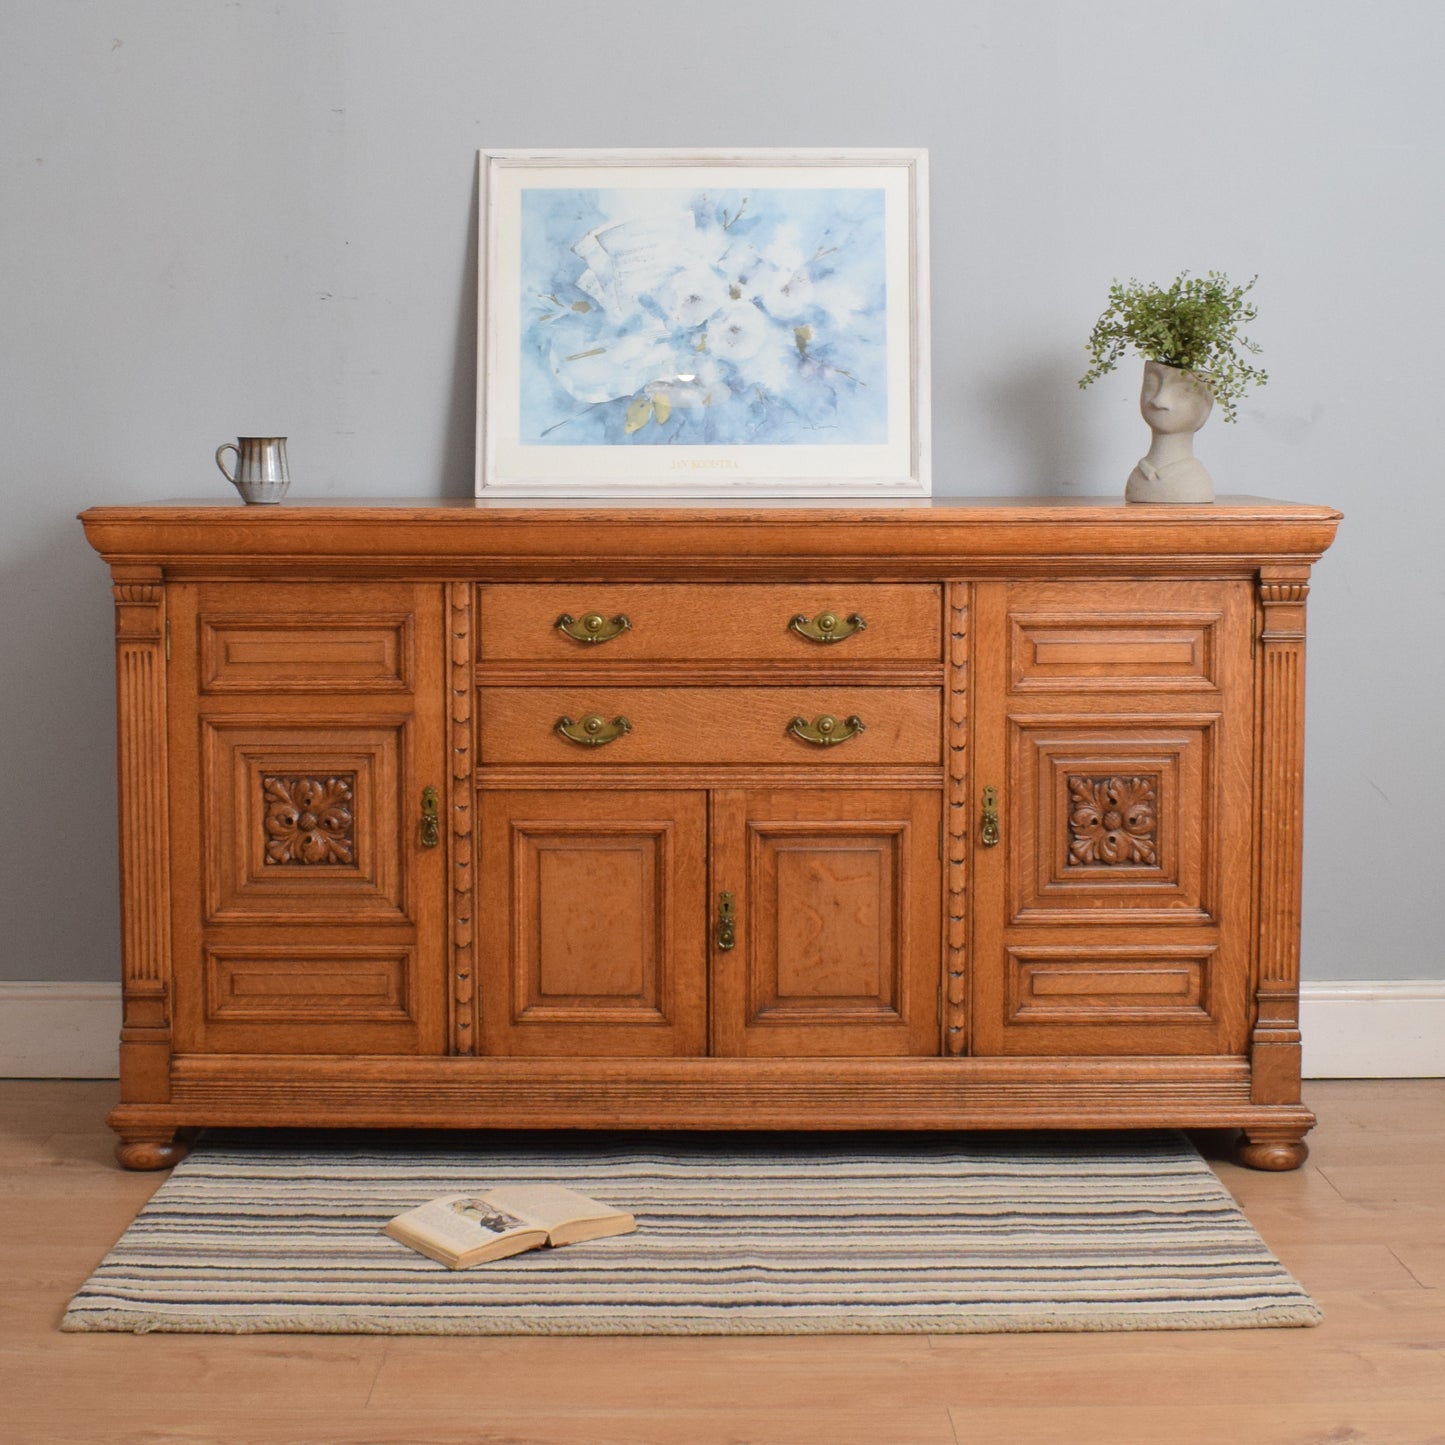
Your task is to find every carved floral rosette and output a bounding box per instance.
[1067,775,1158,867]
[262,775,356,865]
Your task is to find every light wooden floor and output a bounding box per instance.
[2,1081,1443,1445]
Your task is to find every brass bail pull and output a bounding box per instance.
[980,786,1000,847]
[556,612,631,645]
[786,714,866,747]
[555,714,632,747]
[420,786,441,848]
[717,891,736,951]
[789,610,866,644]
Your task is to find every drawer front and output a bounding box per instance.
[480,687,942,765]
[477,584,942,664]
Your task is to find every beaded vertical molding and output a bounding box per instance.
[448,583,477,1056]
[112,573,173,1096]
[1251,567,1311,1107]
[945,583,968,1054]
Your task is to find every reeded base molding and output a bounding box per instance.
[104,1055,1316,1171]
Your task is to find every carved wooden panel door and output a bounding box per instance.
[710,788,941,1057]
[969,580,1255,1057]
[167,582,450,1055]
[476,790,708,1056]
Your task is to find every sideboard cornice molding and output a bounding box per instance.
[79,497,1343,577]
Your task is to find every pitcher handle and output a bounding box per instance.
[215,443,240,490]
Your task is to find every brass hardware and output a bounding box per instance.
[789,610,867,644]
[555,714,632,747]
[556,612,632,645]
[980,785,1000,847]
[786,713,866,747]
[420,786,441,848]
[717,891,736,951]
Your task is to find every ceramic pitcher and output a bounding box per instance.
[216,437,290,505]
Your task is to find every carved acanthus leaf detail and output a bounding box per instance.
[1067,775,1158,866]
[263,774,355,865]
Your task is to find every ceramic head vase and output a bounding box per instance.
[1125,361,1215,504]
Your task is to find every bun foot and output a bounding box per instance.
[115,1134,190,1171]
[1237,1130,1310,1172]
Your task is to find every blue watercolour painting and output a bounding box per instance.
[519,187,888,446]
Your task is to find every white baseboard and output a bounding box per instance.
[2,979,1443,1080]
[1300,981,1445,1079]
[0,982,122,1078]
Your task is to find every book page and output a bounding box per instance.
[392,1195,543,1254]
[483,1184,633,1238]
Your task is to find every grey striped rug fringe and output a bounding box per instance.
[61,1129,1321,1335]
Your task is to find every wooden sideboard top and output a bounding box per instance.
[80,495,1342,576]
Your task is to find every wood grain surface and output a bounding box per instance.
[79,501,1342,1173]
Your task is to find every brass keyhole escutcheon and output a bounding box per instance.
[556,612,632,645]
[717,891,736,951]
[980,785,1000,847]
[420,786,441,849]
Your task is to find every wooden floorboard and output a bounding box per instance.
[1,1079,1442,1444]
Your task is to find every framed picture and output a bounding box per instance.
[476,148,930,497]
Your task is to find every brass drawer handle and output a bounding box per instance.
[717,891,736,951]
[981,785,1000,847]
[555,714,632,747]
[556,612,632,645]
[420,786,441,848]
[786,713,866,747]
[789,610,866,644]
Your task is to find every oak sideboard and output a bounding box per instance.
[80,496,1340,1170]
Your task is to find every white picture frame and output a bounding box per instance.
[476,148,930,497]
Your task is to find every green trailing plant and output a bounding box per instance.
[1079,271,1267,422]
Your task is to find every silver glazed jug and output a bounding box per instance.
[216,437,290,504]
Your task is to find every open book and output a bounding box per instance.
[383,1184,636,1269]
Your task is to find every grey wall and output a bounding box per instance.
[3,0,1439,983]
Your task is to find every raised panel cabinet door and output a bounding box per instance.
[476,790,708,1056]
[969,580,1255,1057]
[711,788,942,1057]
[167,582,450,1055]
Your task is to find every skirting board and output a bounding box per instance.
[1,981,1443,1080]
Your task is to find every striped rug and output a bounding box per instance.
[61,1130,1320,1334]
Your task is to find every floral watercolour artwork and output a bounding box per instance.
[519,187,889,448]
[478,151,929,495]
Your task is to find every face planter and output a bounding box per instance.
[1125,361,1217,504]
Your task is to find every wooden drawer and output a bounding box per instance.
[477,584,942,664]
[479,687,941,765]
